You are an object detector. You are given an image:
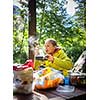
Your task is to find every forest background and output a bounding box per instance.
[13,0,86,64]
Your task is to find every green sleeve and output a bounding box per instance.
[34,60,43,70]
[53,50,73,69]
[53,56,73,69]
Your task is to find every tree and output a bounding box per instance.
[13,0,86,63]
[13,0,29,63]
[36,0,86,63]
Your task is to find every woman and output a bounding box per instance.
[35,38,73,76]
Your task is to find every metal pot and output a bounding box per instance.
[69,73,86,87]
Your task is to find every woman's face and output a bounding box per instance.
[45,41,56,54]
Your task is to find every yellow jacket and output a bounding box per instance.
[35,49,73,76]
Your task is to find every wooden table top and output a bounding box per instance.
[13,86,86,100]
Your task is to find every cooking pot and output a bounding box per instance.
[69,72,86,87]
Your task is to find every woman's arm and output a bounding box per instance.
[52,50,73,69]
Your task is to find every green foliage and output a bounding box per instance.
[36,0,86,63]
[13,0,86,64]
[13,3,28,64]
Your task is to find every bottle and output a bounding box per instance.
[63,77,70,85]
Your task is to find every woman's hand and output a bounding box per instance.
[46,54,54,62]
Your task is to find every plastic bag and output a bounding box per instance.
[13,59,34,94]
[33,67,64,89]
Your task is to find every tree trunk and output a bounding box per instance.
[28,0,36,60]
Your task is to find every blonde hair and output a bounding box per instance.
[45,38,58,47]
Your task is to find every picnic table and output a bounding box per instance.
[13,86,86,100]
[13,50,86,100]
